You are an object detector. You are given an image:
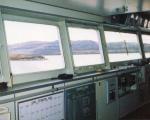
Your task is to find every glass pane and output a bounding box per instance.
[120,33,141,60]
[142,35,150,58]
[68,27,104,67]
[105,31,127,62]
[105,31,141,62]
[4,20,65,74]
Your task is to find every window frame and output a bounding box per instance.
[104,27,142,66]
[1,14,69,84]
[67,23,105,74]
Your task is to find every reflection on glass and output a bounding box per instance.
[68,27,104,67]
[142,35,150,58]
[105,31,141,62]
[4,21,65,74]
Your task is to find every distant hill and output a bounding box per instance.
[143,43,150,52]
[71,40,99,54]
[8,41,60,56]
[8,40,100,55]
[8,40,150,56]
[107,42,140,53]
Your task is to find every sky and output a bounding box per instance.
[4,21,60,45]
[4,20,142,46]
[105,31,139,43]
[142,35,150,44]
[68,27,100,43]
[5,21,102,45]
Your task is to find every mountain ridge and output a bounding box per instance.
[8,40,149,56]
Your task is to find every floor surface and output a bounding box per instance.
[121,102,150,120]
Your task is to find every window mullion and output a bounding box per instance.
[58,21,74,74]
[0,10,12,86]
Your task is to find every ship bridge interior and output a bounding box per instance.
[0,0,150,120]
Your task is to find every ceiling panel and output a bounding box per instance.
[27,0,150,16]
[27,0,104,15]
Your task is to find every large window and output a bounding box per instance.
[4,20,65,74]
[142,34,150,58]
[68,27,104,67]
[105,31,141,62]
